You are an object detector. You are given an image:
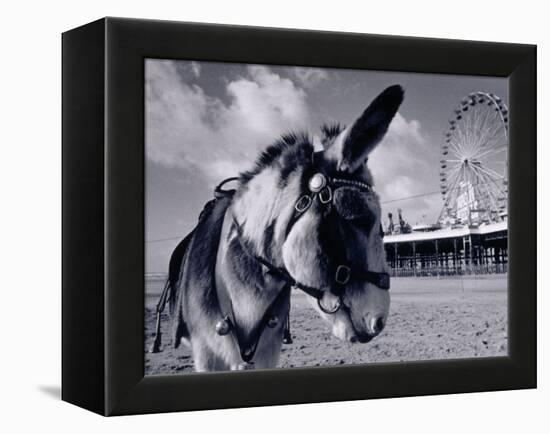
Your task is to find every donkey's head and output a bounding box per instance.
[232,85,404,344]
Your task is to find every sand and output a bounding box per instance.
[144,275,507,375]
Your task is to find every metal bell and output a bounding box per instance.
[215,316,231,335]
[267,315,279,328]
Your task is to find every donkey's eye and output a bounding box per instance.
[332,187,373,221]
[350,216,375,234]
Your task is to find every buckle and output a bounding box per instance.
[294,195,312,212]
[335,265,351,285]
[319,186,333,204]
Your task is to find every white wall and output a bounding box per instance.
[0,0,546,432]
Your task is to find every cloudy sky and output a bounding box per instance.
[145,59,507,273]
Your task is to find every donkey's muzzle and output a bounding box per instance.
[367,316,385,336]
[350,315,386,343]
[354,315,385,342]
[350,334,372,344]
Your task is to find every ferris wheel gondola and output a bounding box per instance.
[438,91,508,226]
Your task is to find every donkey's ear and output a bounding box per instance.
[327,85,404,172]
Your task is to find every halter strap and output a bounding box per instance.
[282,151,390,297]
[285,152,374,236]
[232,215,390,316]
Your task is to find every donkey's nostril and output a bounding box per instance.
[375,317,385,333]
[367,316,385,336]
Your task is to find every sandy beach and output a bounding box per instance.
[145,275,507,375]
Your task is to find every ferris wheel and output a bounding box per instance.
[439,91,508,226]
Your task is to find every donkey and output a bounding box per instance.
[169,85,404,371]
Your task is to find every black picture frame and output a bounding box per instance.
[62,17,536,416]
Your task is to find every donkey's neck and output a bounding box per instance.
[231,168,303,267]
[215,208,287,330]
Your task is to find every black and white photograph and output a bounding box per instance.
[145,59,509,374]
[1,0,544,427]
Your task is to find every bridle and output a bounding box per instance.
[230,150,390,316]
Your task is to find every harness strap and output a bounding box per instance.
[214,177,239,199]
[149,279,171,354]
[212,177,292,362]
[215,272,291,363]
[282,307,293,344]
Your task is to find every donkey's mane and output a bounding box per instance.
[239,123,346,185]
[239,132,313,185]
[320,122,345,143]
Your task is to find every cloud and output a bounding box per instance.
[289,67,329,88]
[190,61,201,78]
[169,60,202,80]
[146,61,310,181]
[368,113,441,224]
[146,61,442,224]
